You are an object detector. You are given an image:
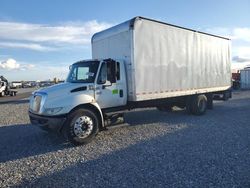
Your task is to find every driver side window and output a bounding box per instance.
[97,63,107,84]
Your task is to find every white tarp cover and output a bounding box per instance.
[92,17,231,101]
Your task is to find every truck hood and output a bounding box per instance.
[36,82,91,99]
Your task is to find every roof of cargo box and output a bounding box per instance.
[92,16,230,43]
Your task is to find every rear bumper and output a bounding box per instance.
[29,111,67,131]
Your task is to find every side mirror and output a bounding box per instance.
[99,75,107,85]
[69,65,72,70]
[97,63,107,84]
[97,60,117,85]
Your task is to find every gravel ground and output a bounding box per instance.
[0,91,250,187]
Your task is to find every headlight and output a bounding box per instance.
[43,107,63,115]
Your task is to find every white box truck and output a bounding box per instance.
[29,17,232,145]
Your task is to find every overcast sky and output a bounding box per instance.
[0,0,250,81]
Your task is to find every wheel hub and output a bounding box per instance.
[73,116,94,139]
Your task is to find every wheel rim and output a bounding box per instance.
[73,116,94,139]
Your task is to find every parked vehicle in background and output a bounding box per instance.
[29,17,232,145]
[10,81,22,89]
[39,81,55,88]
[240,69,250,89]
[232,71,241,89]
[0,76,17,97]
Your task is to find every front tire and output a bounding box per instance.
[65,108,99,145]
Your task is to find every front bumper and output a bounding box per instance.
[29,111,67,132]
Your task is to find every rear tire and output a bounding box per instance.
[187,95,207,115]
[64,108,99,145]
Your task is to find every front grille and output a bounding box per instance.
[29,92,47,114]
[32,95,42,112]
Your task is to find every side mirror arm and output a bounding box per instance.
[102,82,112,89]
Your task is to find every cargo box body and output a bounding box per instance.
[92,17,231,102]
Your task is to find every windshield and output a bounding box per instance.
[66,61,100,83]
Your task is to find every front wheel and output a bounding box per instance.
[64,108,99,145]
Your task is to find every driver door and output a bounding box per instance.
[95,61,125,109]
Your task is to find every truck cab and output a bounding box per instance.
[0,81,6,95]
[0,76,7,96]
[0,76,17,97]
[29,59,127,145]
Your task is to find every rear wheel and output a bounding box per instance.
[186,95,207,115]
[65,108,99,145]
